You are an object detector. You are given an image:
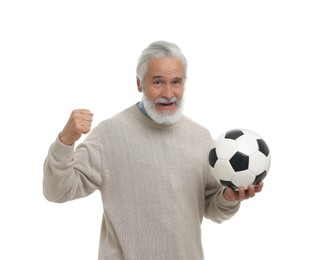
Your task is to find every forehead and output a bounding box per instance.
[147,57,185,78]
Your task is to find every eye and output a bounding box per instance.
[153,79,163,87]
[171,78,182,86]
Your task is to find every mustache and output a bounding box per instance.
[155,97,178,104]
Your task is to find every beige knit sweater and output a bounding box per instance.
[43,104,240,260]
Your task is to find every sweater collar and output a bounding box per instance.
[137,101,150,119]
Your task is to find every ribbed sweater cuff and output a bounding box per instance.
[50,134,75,161]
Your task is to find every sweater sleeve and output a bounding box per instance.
[203,172,240,223]
[43,132,103,203]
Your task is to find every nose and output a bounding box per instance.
[162,84,173,100]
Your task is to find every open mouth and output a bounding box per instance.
[159,102,174,106]
[156,102,176,112]
[155,97,178,112]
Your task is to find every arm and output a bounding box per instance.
[204,176,240,223]
[42,109,102,203]
[204,178,264,223]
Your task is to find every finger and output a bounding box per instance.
[78,124,92,135]
[80,128,90,134]
[238,187,247,200]
[75,109,93,115]
[223,187,238,202]
[80,119,92,128]
[72,109,93,121]
[81,112,93,121]
[79,113,93,123]
[246,185,256,198]
[255,181,264,193]
[83,116,93,123]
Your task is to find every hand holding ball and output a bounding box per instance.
[208,129,271,190]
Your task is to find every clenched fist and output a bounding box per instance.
[59,109,93,145]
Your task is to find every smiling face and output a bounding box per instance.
[137,57,186,124]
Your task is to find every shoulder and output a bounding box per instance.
[91,104,141,136]
[97,104,137,126]
[182,115,212,135]
[179,115,215,146]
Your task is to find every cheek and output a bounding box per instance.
[144,88,161,101]
[175,88,184,99]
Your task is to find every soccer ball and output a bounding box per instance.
[208,129,271,190]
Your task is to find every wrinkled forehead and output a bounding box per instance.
[147,57,185,78]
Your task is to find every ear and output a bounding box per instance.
[136,77,143,92]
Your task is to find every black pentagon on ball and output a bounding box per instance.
[229,151,249,171]
[253,171,267,185]
[220,180,239,190]
[225,129,244,140]
[257,139,270,156]
[208,148,218,167]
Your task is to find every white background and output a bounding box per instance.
[1,0,310,259]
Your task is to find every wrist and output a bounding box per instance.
[58,132,74,146]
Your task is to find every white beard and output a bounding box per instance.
[142,94,184,125]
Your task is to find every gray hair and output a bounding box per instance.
[136,41,188,86]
